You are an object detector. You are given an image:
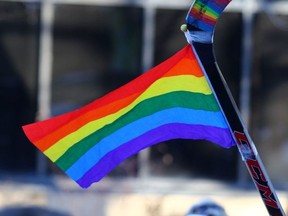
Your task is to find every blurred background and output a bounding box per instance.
[0,0,288,215]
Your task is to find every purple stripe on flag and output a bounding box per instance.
[76,123,234,188]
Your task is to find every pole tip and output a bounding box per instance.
[180,24,188,32]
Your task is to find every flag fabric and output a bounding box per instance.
[187,0,231,31]
[23,45,235,188]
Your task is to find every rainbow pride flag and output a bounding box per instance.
[23,45,235,188]
[187,0,231,31]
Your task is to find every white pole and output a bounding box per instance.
[237,0,256,185]
[139,3,156,178]
[36,0,54,175]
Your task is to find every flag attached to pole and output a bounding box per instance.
[23,45,235,188]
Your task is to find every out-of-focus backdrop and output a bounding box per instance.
[0,0,287,215]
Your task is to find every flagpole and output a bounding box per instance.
[185,30,286,216]
[182,0,286,214]
[195,43,285,215]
